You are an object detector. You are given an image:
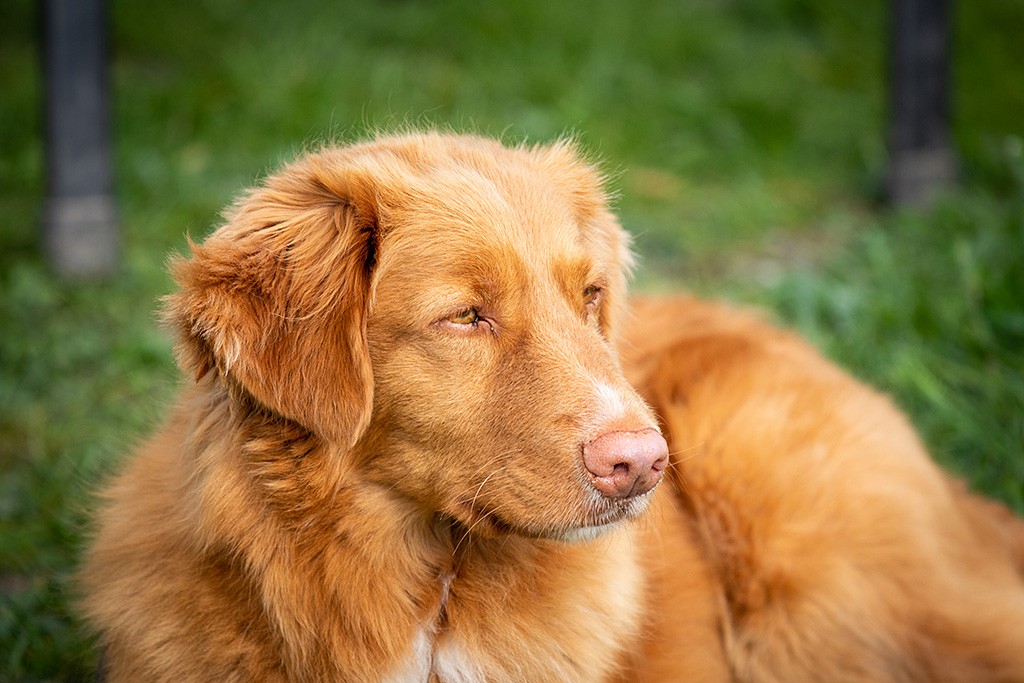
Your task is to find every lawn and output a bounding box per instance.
[1,0,1022,679]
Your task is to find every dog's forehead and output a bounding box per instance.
[379,162,596,271]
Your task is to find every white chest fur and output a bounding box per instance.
[381,629,434,683]
[431,639,486,683]
[381,528,643,683]
[385,630,510,683]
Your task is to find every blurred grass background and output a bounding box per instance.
[1,0,1022,679]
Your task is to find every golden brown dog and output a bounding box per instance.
[81,132,1024,681]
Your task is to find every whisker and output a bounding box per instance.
[666,441,707,467]
[452,463,519,554]
[454,496,518,554]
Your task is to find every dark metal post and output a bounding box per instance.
[888,0,958,205]
[888,0,956,207]
[43,0,118,277]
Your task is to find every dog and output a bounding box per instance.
[81,132,1024,681]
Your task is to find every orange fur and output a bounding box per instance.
[622,296,1024,682]
[81,133,1024,682]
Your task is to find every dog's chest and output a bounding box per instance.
[385,610,639,683]
[382,572,487,683]
[383,629,555,683]
[382,537,644,683]
[383,630,483,683]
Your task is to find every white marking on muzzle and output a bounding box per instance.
[591,379,628,424]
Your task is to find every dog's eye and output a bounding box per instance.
[583,286,602,310]
[437,306,494,335]
[449,307,480,325]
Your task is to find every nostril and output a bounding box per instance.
[652,453,668,472]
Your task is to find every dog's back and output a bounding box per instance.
[623,295,1024,682]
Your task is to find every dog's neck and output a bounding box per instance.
[182,387,640,680]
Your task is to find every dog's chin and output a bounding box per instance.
[551,520,628,543]
[447,488,656,544]
[551,491,656,543]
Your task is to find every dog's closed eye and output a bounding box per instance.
[449,307,480,325]
[438,306,495,334]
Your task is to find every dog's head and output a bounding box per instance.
[168,132,667,540]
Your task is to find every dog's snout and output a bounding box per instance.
[583,428,669,499]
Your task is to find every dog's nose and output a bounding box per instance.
[582,428,669,498]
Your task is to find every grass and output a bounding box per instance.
[768,165,1024,506]
[1,0,1022,679]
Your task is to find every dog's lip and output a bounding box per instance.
[586,490,654,525]
[449,487,654,542]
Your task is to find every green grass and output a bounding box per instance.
[1,0,1022,679]
[768,161,1024,507]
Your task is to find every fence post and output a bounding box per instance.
[43,0,118,278]
[887,0,956,207]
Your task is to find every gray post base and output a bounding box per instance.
[44,194,119,278]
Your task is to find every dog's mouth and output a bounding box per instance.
[449,487,654,543]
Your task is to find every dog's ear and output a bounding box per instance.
[533,140,634,342]
[165,150,379,447]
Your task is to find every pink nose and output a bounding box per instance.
[582,428,669,499]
